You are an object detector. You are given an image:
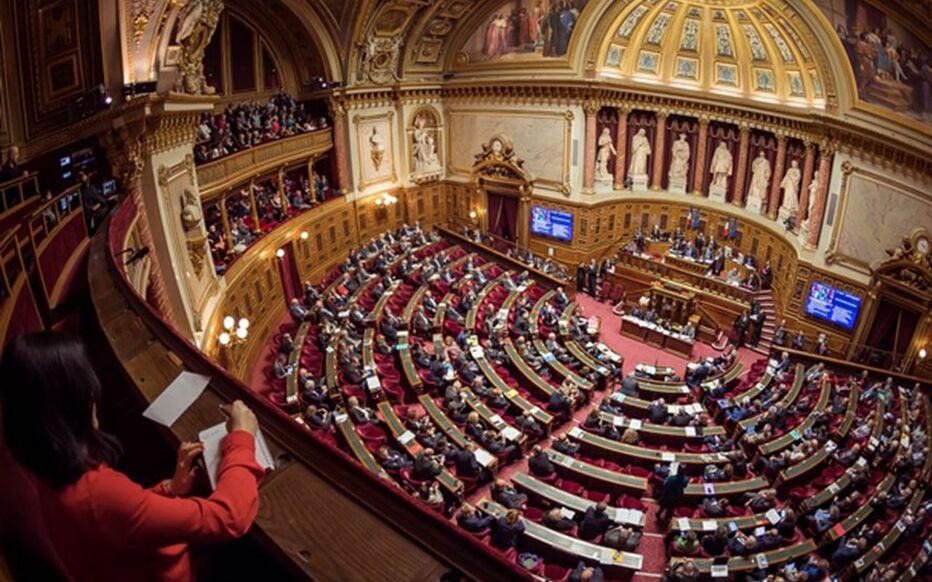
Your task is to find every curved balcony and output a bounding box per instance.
[197,128,333,200]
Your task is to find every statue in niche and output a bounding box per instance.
[779,159,801,217]
[747,151,772,202]
[709,141,733,189]
[412,113,440,172]
[174,0,224,95]
[369,126,386,171]
[801,176,819,225]
[668,133,691,183]
[628,128,651,178]
[180,188,203,232]
[595,128,617,180]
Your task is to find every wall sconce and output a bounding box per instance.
[920,348,928,360]
[299,231,309,241]
[275,248,285,259]
[373,193,398,207]
[219,315,249,348]
[468,210,478,224]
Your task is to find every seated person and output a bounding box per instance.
[491,480,527,510]
[551,433,580,456]
[542,508,575,532]
[346,396,374,424]
[457,504,494,533]
[577,502,611,541]
[528,446,555,478]
[377,445,410,472]
[490,510,525,550]
[603,525,642,551]
[412,448,444,481]
[569,562,605,582]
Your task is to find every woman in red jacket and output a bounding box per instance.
[0,332,265,582]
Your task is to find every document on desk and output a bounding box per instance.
[199,422,275,489]
[142,371,211,427]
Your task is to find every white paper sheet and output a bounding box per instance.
[142,371,211,427]
[199,422,275,489]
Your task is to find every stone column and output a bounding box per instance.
[330,101,351,193]
[247,179,261,234]
[220,195,233,249]
[613,107,629,189]
[583,103,598,191]
[732,124,751,206]
[651,111,668,190]
[806,145,834,249]
[797,142,816,226]
[692,117,710,196]
[768,134,787,219]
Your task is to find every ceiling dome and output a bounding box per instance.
[597,0,828,108]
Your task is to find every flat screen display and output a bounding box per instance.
[804,281,862,331]
[530,206,573,241]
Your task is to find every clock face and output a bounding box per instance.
[918,237,930,255]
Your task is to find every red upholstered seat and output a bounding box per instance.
[627,465,650,478]
[556,479,585,496]
[524,506,544,522]
[543,564,569,582]
[400,466,430,490]
[583,489,610,504]
[355,424,387,445]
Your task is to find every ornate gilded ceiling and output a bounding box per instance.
[595,0,829,107]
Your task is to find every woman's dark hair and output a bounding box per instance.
[0,332,121,488]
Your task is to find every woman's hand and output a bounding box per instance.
[170,441,204,497]
[221,400,258,436]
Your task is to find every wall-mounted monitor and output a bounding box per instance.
[803,281,862,331]
[530,206,573,242]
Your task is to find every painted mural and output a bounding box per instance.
[815,0,932,125]
[461,0,591,64]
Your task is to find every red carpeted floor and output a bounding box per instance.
[574,292,761,374]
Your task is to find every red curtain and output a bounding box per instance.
[277,243,299,301]
[501,195,518,242]
[487,194,504,239]
[866,299,919,362]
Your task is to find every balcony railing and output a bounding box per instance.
[197,129,333,200]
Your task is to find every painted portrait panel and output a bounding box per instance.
[813,0,932,125]
[462,0,591,63]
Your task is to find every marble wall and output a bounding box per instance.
[446,106,577,194]
[352,110,397,194]
[825,159,932,273]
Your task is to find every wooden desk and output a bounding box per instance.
[685,539,817,575]
[369,281,399,323]
[683,476,769,498]
[547,450,648,494]
[568,426,731,470]
[596,411,726,440]
[758,378,830,455]
[285,322,310,405]
[533,338,593,390]
[512,472,645,527]
[335,414,389,479]
[478,499,644,571]
[504,339,557,399]
[396,332,423,391]
[471,344,553,428]
[403,286,427,325]
[460,389,527,447]
[738,364,806,431]
[377,402,463,497]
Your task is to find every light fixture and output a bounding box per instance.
[469,211,477,220]
[300,231,309,240]
[218,332,231,346]
[223,316,235,331]
[275,248,285,259]
[374,193,398,207]
[920,348,928,360]
[238,318,250,330]
[235,327,248,340]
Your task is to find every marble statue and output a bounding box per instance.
[369,127,386,171]
[629,128,651,178]
[799,175,820,241]
[180,188,203,231]
[595,128,617,181]
[174,0,224,95]
[779,160,801,219]
[412,113,440,172]
[668,133,690,183]
[709,142,733,189]
[747,151,771,208]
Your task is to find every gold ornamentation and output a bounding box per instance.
[358,33,403,85]
[186,235,209,278]
[173,0,224,95]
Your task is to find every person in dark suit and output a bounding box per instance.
[346,396,373,424]
[412,448,443,481]
[772,320,787,347]
[457,504,494,533]
[656,465,689,524]
[542,508,575,532]
[272,354,291,379]
[648,399,669,424]
[490,509,525,549]
[455,441,490,481]
[515,411,544,438]
[342,357,365,385]
[620,372,640,397]
[576,264,587,293]
[528,446,555,478]
[792,330,806,350]
[577,502,611,540]
[734,310,750,347]
[289,298,310,322]
[377,445,410,472]
[491,480,527,510]
[547,388,572,414]
[552,434,579,456]
[587,259,598,295]
[569,562,605,582]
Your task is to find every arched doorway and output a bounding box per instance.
[852,229,932,375]
[471,135,534,249]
